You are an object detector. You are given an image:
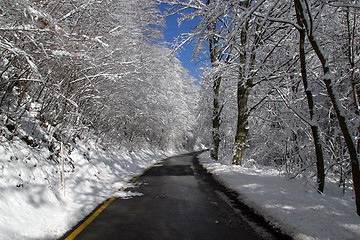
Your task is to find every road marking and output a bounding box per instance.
[64,164,157,239]
[131,166,153,183]
[65,197,116,240]
[119,166,154,191]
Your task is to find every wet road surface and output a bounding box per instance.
[66,153,269,240]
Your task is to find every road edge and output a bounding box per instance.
[192,154,294,240]
[59,150,207,239]
[58,162,158,240]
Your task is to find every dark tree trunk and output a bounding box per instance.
[207,10,222,160]
[232,82,251,165]
[295,6,325,193]
[295,0,360,216]
[232,7,252,165]
[346,8,360,153]
[211,74,221,160]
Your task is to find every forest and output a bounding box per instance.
[1,0,360,229]
[160,0,360,215]
[0,0,200,150]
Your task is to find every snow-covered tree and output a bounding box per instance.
[1,0,200,152]
[160,0,360,215]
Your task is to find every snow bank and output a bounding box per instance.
[0,134,175,239]
[199,152,360,240]
[0,95,200,239]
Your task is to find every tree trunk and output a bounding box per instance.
[232,11,253,165]
[296,6,325,193]
[211,74,221,160]
[207,13,222,160]
[346,7,360,152]
[295,0,360,215]
[232,82,250,165]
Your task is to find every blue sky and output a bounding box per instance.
[159,4,204,81]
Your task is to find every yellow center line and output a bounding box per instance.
[64,164,157,239]
[65,197,116,240]
[130,166,153,183]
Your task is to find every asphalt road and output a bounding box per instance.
[66,152,267,240]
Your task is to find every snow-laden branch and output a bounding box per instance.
[172,34,192,53]
[56,92,79,109]
[328,2,360,8]
[274,86,316,127]
[58,0,94,22]
[249,90,274,114]
[71,73,108,84]
[18,78,43,82]
[93,36,109,48]
[253,13,302,30]
[0,41,39,74]
[0,26,53,32]
[158,0,204,11]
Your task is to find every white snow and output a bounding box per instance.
[0,132,181,239]
[199,152,360,240]
[3,117,359,240]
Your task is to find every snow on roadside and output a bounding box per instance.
[199,152,360,240]
[0,134,176,239]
